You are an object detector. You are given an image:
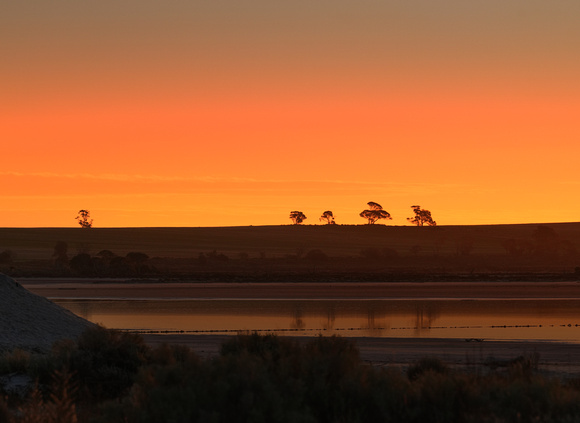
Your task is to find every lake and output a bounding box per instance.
[53,298,580,342]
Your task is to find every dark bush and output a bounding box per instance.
[69,253,93,275]
[407,356,449,381]
[50,326,150,401]
[221,333,295,362]
[0,349,31,374]
[96,250,116,260]
[108,256,130,275]
[149,343,198,367]
[125,252,149,264]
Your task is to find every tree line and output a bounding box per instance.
[290,202,436,226]
[75,204,436,229]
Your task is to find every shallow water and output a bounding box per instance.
[53,298,580,342]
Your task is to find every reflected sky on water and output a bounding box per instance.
[54,299,580,342]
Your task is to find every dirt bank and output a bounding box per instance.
[0,274,94,353]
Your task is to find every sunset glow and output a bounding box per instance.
[2,1,580,227]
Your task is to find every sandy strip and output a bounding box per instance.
[19,280,580,300]
[142,334,580,378]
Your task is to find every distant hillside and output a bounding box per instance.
[1,222,580,260]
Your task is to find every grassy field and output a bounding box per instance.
[2,222,580,258]
[1,223,580,277]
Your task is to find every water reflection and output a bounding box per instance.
[290,306,305,330]
[414,305,440,336]
[54,299,580,342]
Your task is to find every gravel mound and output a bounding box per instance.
[0,274,94,353]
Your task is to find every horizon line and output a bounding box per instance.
[1,221,579,230]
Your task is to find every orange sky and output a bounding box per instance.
[1,1,580,227]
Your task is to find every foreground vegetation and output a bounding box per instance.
[2,329,580,422]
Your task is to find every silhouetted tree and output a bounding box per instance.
[53,241,69,269]
[97,250,117,260]
[70,253,93,275]
[359,202,391,224]
[96,250,117,269]
[126,252,149,274]
[126,252,148,263]
[501,227,577,259]
[76,209,93,228]
[319,211,335,225]
[407,205,436,226]
[290,211,307,225]
[109,256,130,275]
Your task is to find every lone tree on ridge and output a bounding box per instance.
[76,209,93,228]
[359,202,392,225]
[319,210,335,225]
[407,205,436,226]
[289,211,307,225]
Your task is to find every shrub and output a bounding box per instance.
[7,333,580,422]
[69,253,93,275]
[0,349,31,374]
[221,333,291,361]
[407,356,449,381]
[47,326,151,401]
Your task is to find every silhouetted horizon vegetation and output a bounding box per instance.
[359,201,392,225]
[290,203,434,226]
[75,210,93,229]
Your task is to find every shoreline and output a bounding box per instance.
[13,272,580,284]
[19,280,580,300]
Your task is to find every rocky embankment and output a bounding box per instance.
[0,273,93,353]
